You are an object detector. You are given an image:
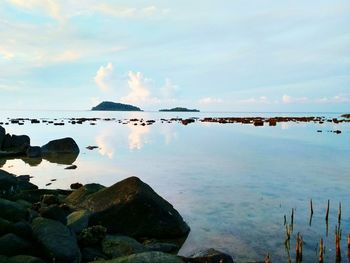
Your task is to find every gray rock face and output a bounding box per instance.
[41,137,80,155]
[31,217,81,263]
[101,235,148,258]
[84,177,190,238]
[93,251,184,263]
[0,233,34,257]
[0,198,28,222]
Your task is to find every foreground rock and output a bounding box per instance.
[93,251,184,263]
[184,248,234,263]
[31,217,81,263]
[41,137,80,155]
[83,177,190,238]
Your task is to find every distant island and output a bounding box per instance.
[159,107,200,112]
[91,101,142,111]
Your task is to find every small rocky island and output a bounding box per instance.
[92,102,142,112]
[159,107,199,112]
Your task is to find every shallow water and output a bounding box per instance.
[1,110,350,262]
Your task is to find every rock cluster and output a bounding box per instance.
[0,170,233,263]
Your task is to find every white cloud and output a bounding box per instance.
[160,78,178,99]
[94,62,114,92]
[199,97,223,105]
[315,95,350,104]
[282,95,308,104]
[238,96,271,104]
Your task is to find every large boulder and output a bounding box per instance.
[9,255,45,263]
[101,235,148,258]
[67,210,91,233]
[65,183,105,207]
[0,233,34,257]
[0,169,17,193]
[0,198,28,222]
[41,137,79,155]
[83,177,190,238]
[1,134,30,154]
[31,217,81,263]
[93,251,184,263]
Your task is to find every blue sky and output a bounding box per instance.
[0,0,349,111]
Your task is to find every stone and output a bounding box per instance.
[70,183,83,190]
[84,177,190,238]
[92,251,184,263]
[0,234,34,257]
[185,248,234,263]
[0,126,5,148]
[65,165,77,170]
[143,241,179,253]
[9,255,45,263]
[1,135,30,154]
[0,198,28,222]
[81,247,108,262]
[101,235,148,258]
[65,183,105,207]
[26,147,42,158]
[39,205,67,224]
[67,210,91,233]
[78,225,107,246]
[0,169,17,193]
[41,137,79,155]
[41,194,59,205]
[31,217,81,263]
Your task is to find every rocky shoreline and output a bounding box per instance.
[0,168,238,263]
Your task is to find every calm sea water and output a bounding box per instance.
[1,110,349,262]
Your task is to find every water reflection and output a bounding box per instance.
[128,123,150,150]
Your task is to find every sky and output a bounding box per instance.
[0,0,349,112]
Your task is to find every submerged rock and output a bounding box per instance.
[41,137,80,155]
[31,217,81,263]
[84,176,190,238]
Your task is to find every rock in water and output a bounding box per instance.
[41,137,79,154]
[1,134,30,154]
[185,248,234,263]
[92,251,184,263]
[84,177,190,238]
[0,169,18,193]
[31,217,81,263]
[0,126,5,147]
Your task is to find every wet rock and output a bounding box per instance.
[39,204,67,224]
[0,217,13,235]
[181,119,195,125]
[70,182,83,190]
[67,210,91,233]
[93,251,184,263]
[86,146,99,150]
[41,137,79,155]
[0,233,34,257]
[0,198,28,222]
[26,147,42,158]
[253,120,264,127]
[334,130,342,134]
[143,240,179,253]
[78,225,107,246]
[0,169,18,194]
[65,183,105,207]
[184,248,234,263]
[102,235,148,258]
[2,135,30,154]
[65,164,77,170]
[31,217,81,263]
[84,177,190,238]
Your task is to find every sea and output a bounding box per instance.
[1,110,349,262]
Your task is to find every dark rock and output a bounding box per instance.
[39,205,67,224]
[70,182,83,190]
[65,183,105,207]
[12,221,33,239]
[0,198,28,222]
[41,137,79,155]
[41,194,59,206]
[253,120,264,126]
[2,134,30,154]
[143,240,179,253]
[26,147,42,158]
[31,217,81,263]
[101,235,148,258]
[81,247,108,262]
[16,175,30,182]
[334,130,342,134]
[86,146,99,150]
[65,164,77,170]
[13,189,72,204]
[0,169,17,193]
[43,153,78,165]
[9,255,45,263]
[0,126,5,148]
[181,119,195,125]
[185,248,234,263]
[0,217,13,236]
[67,210,91,233]
[16,180,38,192]
[78,225,107,247]
[93,251,184,263]
[0,234,34,257]
[84,177,190,238]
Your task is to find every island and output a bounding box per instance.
[91,101,142,111]
[159,107,200,112]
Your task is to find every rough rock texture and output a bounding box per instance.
[101,235,148,258]
[0,198,28,222]
[84,177,190,238]
[41,137,80,155]
[31,217,81,263]
[93,251,184,263]
[65,183,105,207]
[67,210,91,233]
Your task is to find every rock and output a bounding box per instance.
[0,217,13,235]
[86,146,99,150]
[102,235,148,258]
[65,183,105,207]
[143,241,179,253]
[253,120,264,127]
[9,255,45,263]
[84,177,190,238]
[0,198,28,222]
[185,248,234,263]
[26,147,42,158]
[31,217,81,263]
[41,137,79,155]
[13,189,72,203]
[67,210,91,233]
[39,205,67,224]
[0,234,34,257]
[81,247,108,262]
[92,251,184,263]
[0,169,17,193]
[65,164,77,170]
[181,119,195,125]
[70,183,83,190]
[41,194,59,205]
[78,225,107,246]
[12,221,33,239]
[16,180,38,192]
[1,135,30,154]
[0,126,5,148]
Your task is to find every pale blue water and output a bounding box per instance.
[0,111,349,262]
